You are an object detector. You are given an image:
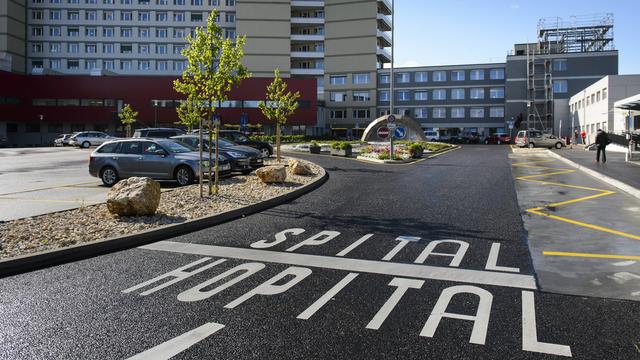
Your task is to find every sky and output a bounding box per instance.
[392,0,640,74]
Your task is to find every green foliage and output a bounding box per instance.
[331,141,352,150]
[249,135,306,143]
[309,141,320,148]
[176,98,206,132]
[118,104,138,137]
[408,143,424,157]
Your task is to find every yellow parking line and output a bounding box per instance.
[546,191,615,207]
[543,251,640,261]
[527,209,640,240]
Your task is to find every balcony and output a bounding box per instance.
[291,0,324,9]
[377,13,392,31]
[291,17,325,25]
[291,68,324,76]
[291,34,324,42]
[377,0,392,15]
[377,30,391,47]
[291,51,324,59]
[377,47,391,63]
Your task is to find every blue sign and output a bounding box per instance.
[394,127,406,139]
[240,113,248,126]
[388,114,396,123]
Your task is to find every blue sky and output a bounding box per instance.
[393,0,640,74]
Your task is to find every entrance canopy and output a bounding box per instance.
[361,115,427,142]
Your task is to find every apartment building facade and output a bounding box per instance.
[0,0,26,73]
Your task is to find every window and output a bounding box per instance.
[32,98,57,106]
[121,11,132,19]
[225,14,235,23]
[353,73,370,84]
[174,12,185,21]
[120,44,132,53]
[602,88,607,99]
[121,28,132,37]
[156,61,167,70]
[103,60,115,70]
[433,108,446,118]
[139,44,149,54]
[591,94,595,104]
[156,44,167,54]
[353,109,370,119]
[67,60,79,70]
[433,71,446,82]
[226,0,235,5]
[396,73,410,83]
[138,60,150,70]
[26,123,41,133]
[596,91,601,102]
[156,12,167,21]
[415,108,428,119]
[490,107,504,118]
[86,44,97,53]
[121,0,131,3]
[49,43,61,53]
[120,60,132,71]
[173,44,184,54]
[470,88,484,99]
[103,11,115,20]
[451,70,465,81]
[68,11,79,20]
[85,59,98,70]
[451,88,465,100]
[191,13,203,21]
[451,107,465,118]
[67,43,79,53]
[329,92,346,102]
[379,74,390,84]
[470,108,484,118]
[103,43,114,53]
[353,91,370,102]
[49,59,61,70]
[396,91,410,101]
[32,10,43,20]
[489,87,504,99]
[49,10,61,20]
[330,110,346,119]
[139,28,150,37]
[415,72,427,82]
[192,0,202,4]
[553,80,568,93]
[414,91,428,101]
[32,43,43,53]
[103,27,114,37]
[395,108,410,116]
[470,69,484,80]
[67,28,80,37]
[553,59,567,71]
[32,27,44,36]
[378,90,389,101]
[31,60,44,69]
[330,75,347,85]
[86,27,97,37]
[173,29,185,38]
[156,29,167,38]
[49,27,62,36]
[174,0,184,3]
[225,30,235,39]
[157,0,168,3]
[138,12,150,21]
[432,89,446,100]
[490,68,505,80]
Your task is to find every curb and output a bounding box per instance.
[546,150,640,201]
[0,165,328,278]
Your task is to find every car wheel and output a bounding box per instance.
[81,141,90,149]
[528,142,535,149]
[555,142,562,149]
[100,166,119,187]
[430,138,436,142]
[260,148,271,158]
[175,166,194,186]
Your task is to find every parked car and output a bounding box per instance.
[515,130,566,149]
[461,132,480,144]
[423,130,439,142]
[69,131,118,148]
[219,130,273,158]
[89,138,231,186]
[53,133,74,147]
[171,134,265,174]
[484,133,511,145]
[133,128,185,139]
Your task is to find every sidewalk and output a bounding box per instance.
[549,148,640,191]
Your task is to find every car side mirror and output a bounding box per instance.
[155,149,167,157]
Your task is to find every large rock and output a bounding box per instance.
[107,177,161,216]
[256,166,287,183]
[288,159,312,175]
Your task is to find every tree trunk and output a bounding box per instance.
[209,121,214,196]
[276,121,281,162]
[199,116,204,198]
[214,122,219,195]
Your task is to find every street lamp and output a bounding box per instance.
[152,100,158,127]
[39,114,44,146]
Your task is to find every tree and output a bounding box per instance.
[118,104,138,137]
[258,69,301,162]
[173,9,250,196]
[176,97,205,133]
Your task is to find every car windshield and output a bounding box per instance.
[219,138,237,147]
[158,140,196,153]
[233,133,248,142]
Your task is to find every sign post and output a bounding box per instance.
[508,117,514,144]
[388,114,396,159]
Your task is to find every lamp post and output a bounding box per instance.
[39,114,44,146]
[152,100,158,127]
[389,0,394,157]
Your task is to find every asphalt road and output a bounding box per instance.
[1,145,638,359]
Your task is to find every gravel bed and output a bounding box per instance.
[0,157,323,260]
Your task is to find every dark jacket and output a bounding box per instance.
[595,131,610,147]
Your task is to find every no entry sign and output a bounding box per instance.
[377,127,390,139]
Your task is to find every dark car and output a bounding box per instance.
[484,133,511,145]
[89,138,231,186]
[218,130,273,158]
[133,128,185,139]
[171,135,264,174]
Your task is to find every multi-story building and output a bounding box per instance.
[569,75,640,143]
[0,0,26,73]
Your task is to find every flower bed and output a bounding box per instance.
[359,145,412,161]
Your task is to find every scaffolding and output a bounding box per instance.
[526,44,553,131]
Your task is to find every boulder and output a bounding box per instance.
[287,159,312,175]
[107,177,161,216]
[256,166,287,183]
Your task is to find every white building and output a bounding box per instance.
[569,75,640,143]
[614,94,640,134]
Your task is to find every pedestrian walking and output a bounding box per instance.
[581,130,587,145]
[595,129,610,163]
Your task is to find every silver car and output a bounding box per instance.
[89,138,232,186]
[70,131,118,148]
[516,130,566,149]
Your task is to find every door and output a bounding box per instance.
[117,141,142,176]
[139,141,173,178]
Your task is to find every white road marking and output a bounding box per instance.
[251,228,305,249]
[336,234,374,257]
[414,240,469,267]
[366,277,424,330]
[177,262,266,302]
[224,267,312,309]
[521,291,572,357]
[485,243,520,273]
[287,230,341,252]
[122,258,225,296]
[297,272,359,320]
[420,285,493,345]
[140,241,537,289]
[126,322,225,360]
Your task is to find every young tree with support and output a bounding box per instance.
[258,69,301,162]
[173,9,250,197]
[176,96,205,133]
[118,104,138,138]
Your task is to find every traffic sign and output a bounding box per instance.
[507,120,514,130]
[394,127,406,139]
[377,127,390,139]
[387,114,396,123]
[387,123,397,130]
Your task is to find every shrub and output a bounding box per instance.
[331,141,352,150]
[310,141,321,148]
[408,143,424,157]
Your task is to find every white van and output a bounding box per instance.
[423,130,439,142]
